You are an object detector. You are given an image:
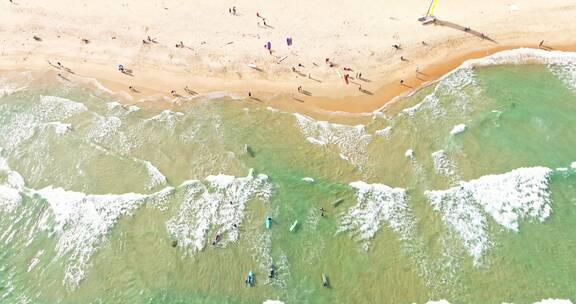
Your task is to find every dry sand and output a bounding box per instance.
[1,0,576,115]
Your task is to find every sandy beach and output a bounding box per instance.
[1,0,576,115]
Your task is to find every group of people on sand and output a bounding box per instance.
[41,4,520,103]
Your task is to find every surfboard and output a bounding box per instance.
[289,220,298,232]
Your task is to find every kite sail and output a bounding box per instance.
[418,0,438,23]
[427,0,438,16]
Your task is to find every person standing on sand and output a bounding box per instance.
[297,86,302,93]
[232,6,236,15]
[539,40,544,48]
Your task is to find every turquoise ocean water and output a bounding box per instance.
[0,49,575,303]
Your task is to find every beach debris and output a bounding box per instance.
[322,273,329,288]
[332,198,344,207]
[247,63,263,72]
[81,38,90,44]
[33,36,42,41]
[277,56,288,64]
[289,220,298,232]
[171,240,178,247]
[302,177,315,183]
[184,86,197,95]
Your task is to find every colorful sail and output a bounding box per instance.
[427,0,438,16]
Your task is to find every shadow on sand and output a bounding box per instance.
[429,19,497,43]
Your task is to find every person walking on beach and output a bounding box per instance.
[297,86,302,93]
[232,6,236,15]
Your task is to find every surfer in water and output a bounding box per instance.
[212,233,221,245]
[269,264,276,278]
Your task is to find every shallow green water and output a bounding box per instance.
[0,54,576,303]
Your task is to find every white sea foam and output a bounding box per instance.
[147,110,185,130]
[402,102,423,116]
[134,159,167,189]
[374,126,392,137]
[426,301,451,304]
[127,105,140,113]
[263,300,285,304]
[302,177,315,183]
[88,115,122,141]
[27,250,44,273]
[0,95,86,149]
[374,48,576,115]
[533,300,573,304]
[306,137,326,146]
[449,124,466,135]
[0,185,22,213]
[266,106,279,112]
[571,161,576,169]
[431,150,458,181]
[105,102,122,110]
[37,96,88,122]
[44,122,73,135]
[426,166,553,264]
[0,154,24,213]
[338,181,414,250]
[294,113,372,168]
[166,170,272,254]
[36,186,147,288]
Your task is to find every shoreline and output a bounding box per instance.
[2,0,576,118]
[3,44,576,119]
